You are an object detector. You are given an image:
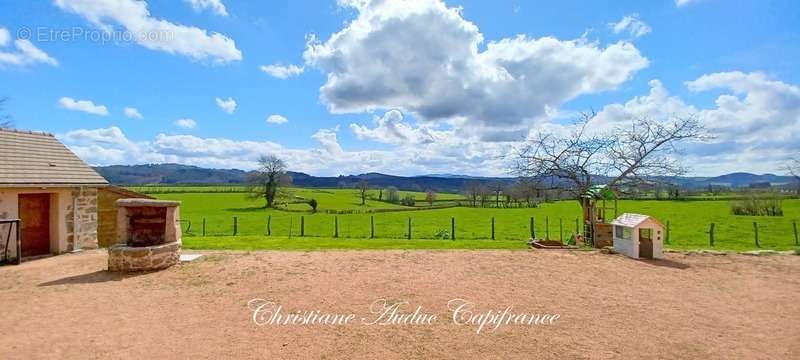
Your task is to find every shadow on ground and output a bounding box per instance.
[636,258,691,270]
[38,270,149,287]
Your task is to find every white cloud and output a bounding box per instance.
[0,27,9,46]
[259,64,304,79]
[266,114,288,124]
[675,0,695,7]
[215,97,237,114]
[349,109,447,145]
[54,0,241,64]
[185,0,228,17]
[175,118,197,129]
[58,97,109,116]
[303,0,648,141]
[609,14,651,39]
[0,27,59,67]
[123,106,143,119]
[586,72,800,175]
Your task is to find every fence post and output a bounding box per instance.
[202,218,206,237]
[793,220,798,246]
[233,217,238,236]
[334,216,338,238]
[530,217,534,239]
[709,223,715,247]
[407,218,412,240]
[267,215,271,236]
[370,216,375,239]
[451,217,455,240]
[753,222,760,248]
[491,217,495,240]
[545,216,550,240]
[665,220,670,244]
[575,217,579,235]
[300,216,305,237]
[559,218,563,242]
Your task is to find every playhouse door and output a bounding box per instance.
[639,228,653,259]
[19,193,51,257]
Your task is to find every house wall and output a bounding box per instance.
[612,220,665,259]
[613,231,636,258]
[0,187,99,260]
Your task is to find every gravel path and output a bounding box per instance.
[1,249,798,359]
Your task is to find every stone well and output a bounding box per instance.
[108,199,181,272]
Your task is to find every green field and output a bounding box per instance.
[148,187,800,252]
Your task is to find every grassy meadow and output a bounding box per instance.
[141,187,800,251]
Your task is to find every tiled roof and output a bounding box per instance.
[0,128,108,186]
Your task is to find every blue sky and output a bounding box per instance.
[1,0,798,176]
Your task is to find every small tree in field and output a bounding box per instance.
[355,180,369,205]
[308,198,318,212]
[513,112,705,229]
[425,189,436,206]
[246,155,292,208]
[784,158,800,195]
[385,186,400,204]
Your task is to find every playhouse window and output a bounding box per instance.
[615,226,632,239]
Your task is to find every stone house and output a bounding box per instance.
[0,128,108,260]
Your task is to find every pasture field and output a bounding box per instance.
[153,189,800,251]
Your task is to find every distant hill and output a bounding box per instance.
[94,164,797,193]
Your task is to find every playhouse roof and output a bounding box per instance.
[581,184,616,200]
[0,128,108,187]
[610,213,663,228]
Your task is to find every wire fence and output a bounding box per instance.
[178,213,800,249]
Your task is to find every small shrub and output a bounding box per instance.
[307,198,318,212]
[730,193,783,216]
[400,194,416,206]
[435,229,450,240]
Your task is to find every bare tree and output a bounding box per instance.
[246,155,292,208]
[513,111,705,222]
[463,181,481,207]
[0,97,12,128]
[385,186,400,204]
[784,157,800,195]
[355,180,369,205]
[425,189,436,206]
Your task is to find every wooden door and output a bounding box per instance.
[19,194,51,257]
[639,228,653,259]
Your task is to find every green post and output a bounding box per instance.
[233,217,237,236]
[202,218,206,237]
[300,216,305,237]
[334,216,338,238]
[451,217,455,240]
[545,216,550,240]
[407,217,411,240]
[267,215,271,236]
[709,223,715,247]
[530,217,534,239]
[754,222,760,248]
[793,220,798,246]
[491,217,495,240]
[575,217,579,235]
[665,220,670,244]
[559,218,563,242]
[370,216,374,239]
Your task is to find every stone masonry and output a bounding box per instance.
[66,187,99,251]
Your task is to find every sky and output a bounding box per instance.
[0,0,798,177]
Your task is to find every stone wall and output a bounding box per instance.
[66,187,99,251]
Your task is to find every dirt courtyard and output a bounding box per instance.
[1,249,798,359]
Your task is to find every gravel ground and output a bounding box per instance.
[1,249,798,359]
